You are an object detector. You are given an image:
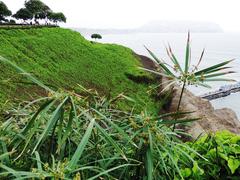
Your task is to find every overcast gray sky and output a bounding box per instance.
[5,0,240,31]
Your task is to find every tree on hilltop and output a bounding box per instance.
[91,34,102,41]
[24,0,50,23]
[35,4,52,24]
[13,8,33,23]
[48,12,66,25]
[0,1,12,22]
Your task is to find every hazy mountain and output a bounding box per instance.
[139,20,223,33]
[74,20,223,35]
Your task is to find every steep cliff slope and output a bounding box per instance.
[0,28,160,113]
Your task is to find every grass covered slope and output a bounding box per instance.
[0,28,159,113]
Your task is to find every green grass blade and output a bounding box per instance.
[202,71,235,79]
[146,130,153,180]
[195,66,232,76]
[157,143,183,179]
[167,45,183,73]
[0,141,10,164]
[91,108,138,148]
[34,151,43,171]
[193,48,205,71]
[185,32,190,73]
[95,123,127,161]
[152,111,194,120]
[144,46,176,77]
[138,67,172,78]
[158,118,200,125]
[88,164,136,180]
[194,59,234,76]
[21,99,55,135]
[67,118,95,170]
[0,152,11,162]
[57,97,76,153]
[11,99,56,149]
[0,163,52,179]
[32,96,69,153]
[155,145,168,176]
[204,78,236,82]
[0,164,21,179]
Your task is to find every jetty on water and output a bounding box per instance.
[200,82,240,100]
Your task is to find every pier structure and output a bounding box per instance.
[200,82,240,100]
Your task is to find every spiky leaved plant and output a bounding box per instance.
[141,33,236,131]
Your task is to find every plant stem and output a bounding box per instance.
[172,80,186,132]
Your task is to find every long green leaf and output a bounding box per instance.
[158,118,200,125]
[194,59,234,76]
[91,108,138,148]
[185,32,190,73]
[146,130,153,180]
[57,97,76,153]
[144,46,176,77]
[67,118,95,170]
[11,99,56,150]
[34,151,43,171]
[138,67,172,78]
[151,111,194,120]
[95,123,127,161]
[195,66,232,76]
[21,99,55,135]
[32,96,69,153]
[202,71,235,79]
[193,48,205,72]
[157,143,183,179]
[0,141,9,164]
[167,45,183,73]
[204,78,236,82]
[88,164,136,180]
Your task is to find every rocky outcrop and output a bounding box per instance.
[168,86,240,138]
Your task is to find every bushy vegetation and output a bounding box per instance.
[0,29,239,179]
[0,0,66,25]
[0,56,239,179]
[0,1,11,22]
[0,28,160,115]
[182,131,240,179]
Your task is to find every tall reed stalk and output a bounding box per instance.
[141,32,236,132]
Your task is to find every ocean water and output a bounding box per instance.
[85,33,240,118]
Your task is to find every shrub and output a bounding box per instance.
[180,131,240,179]
[0,56,201,179]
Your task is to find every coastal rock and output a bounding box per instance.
[168,86,240,138]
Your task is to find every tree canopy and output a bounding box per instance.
[48,12,66,24]
[13,8,33,21]
[91,34,102,40]
[0,1,12,22]
[0,0,67,25]
[25,0,49,16]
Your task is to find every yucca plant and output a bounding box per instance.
[141,33,236,131]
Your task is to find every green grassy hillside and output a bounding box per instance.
[0,28,160,113]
